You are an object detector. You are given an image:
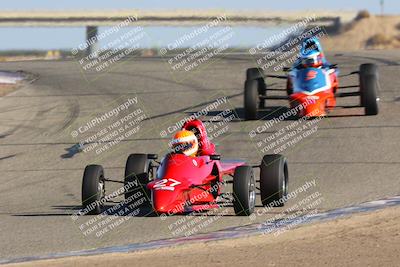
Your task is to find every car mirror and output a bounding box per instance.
[147,154,158,160]
[210,155,221,160]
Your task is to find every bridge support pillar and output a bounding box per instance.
[86,26,99,57]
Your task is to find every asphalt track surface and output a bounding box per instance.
[0,50,399,259]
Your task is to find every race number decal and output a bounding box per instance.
[153,178,181,191]
[305,70,317,81]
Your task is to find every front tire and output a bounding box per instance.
[246,67,263,80]
[246,68,267,96]
[359,64,379,116]
[82,165,105,215]
[260,155,288,207]
[286,78,293,96]
[362,75,379,115]
[360,63,377,76]
[233,166,256,216]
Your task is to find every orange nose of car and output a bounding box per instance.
[291,93,328,117]
[303,100,326,117]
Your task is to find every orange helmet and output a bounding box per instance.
[171,130,198,157]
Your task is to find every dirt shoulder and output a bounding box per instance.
[0,84,19,97]
[0,71,36,96]
[7,206,400,267]
[323,15,400,50]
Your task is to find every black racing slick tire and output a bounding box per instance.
[361,75,379,115]
[359,64,379,116]
[359,64,379,114]
[124,154,151,202]
[233,166,256,216]
[246,67,267,96]
[244,79,259,120]
[82,165,105,215]
[260,154,288,207]
[360,63,378,76]
[246,67,263,80]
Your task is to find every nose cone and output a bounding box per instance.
[153,201,185,214]
[303,102,326,117]
[153,202,169,213]
[152,190,185,214]
[291,96,326,117]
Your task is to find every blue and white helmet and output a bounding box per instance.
[300,37,323,57]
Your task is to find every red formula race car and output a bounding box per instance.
[81,120,289,216]
[243,63,379,119]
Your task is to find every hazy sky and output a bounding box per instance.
[0,0,398,50]
[1,0,399,14]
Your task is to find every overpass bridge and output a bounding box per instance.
[0,10,356,54]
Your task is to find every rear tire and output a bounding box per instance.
[233,166,256,216]
[82,165,105,215]
[124,154,151,204]
[260,155,288,207]
[244,79,259,120]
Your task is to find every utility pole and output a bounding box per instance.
[86,26,99,58]
[380,0,384,16]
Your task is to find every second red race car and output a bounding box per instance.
[81,119,289,216]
